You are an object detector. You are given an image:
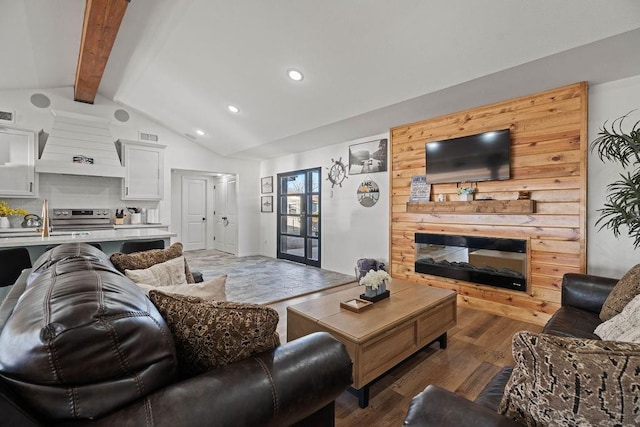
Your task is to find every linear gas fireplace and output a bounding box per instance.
[415,233,527,292]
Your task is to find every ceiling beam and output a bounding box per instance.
[74,0,129,104]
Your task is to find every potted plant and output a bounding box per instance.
[0,200,29,229]
[590,111,640,247]
[359,269,391,298]
[457,185,476,201]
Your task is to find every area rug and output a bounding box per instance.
[184,250,356,305]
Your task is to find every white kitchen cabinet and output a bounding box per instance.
[117,140,166,200]
[0,127,37,197]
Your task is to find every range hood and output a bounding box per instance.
[36,110,125,178]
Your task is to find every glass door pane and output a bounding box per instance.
[277,167,321,267]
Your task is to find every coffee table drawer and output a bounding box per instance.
[416,296,456,347]
[359,322,417,386]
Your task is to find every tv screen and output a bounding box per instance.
[425,129,511,184]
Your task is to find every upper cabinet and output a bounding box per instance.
[117,139,166,200]
[0,127,37,197]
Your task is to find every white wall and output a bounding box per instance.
[588,75,640,278]
[260,133,390,276]
[0,87,261,256]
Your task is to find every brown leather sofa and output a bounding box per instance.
[403,273,618,426]
[0,243,353,426]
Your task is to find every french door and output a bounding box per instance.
[277,168,321,267]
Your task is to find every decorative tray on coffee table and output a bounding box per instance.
[340,298,373,313]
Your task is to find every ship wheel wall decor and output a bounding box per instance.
[326,157,348,188]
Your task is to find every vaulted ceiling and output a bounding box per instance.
[2,0,640,160]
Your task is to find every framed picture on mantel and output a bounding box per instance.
[409,175,431,202]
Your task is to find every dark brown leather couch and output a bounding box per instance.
[0,243,353,426]
[403,273,618,426]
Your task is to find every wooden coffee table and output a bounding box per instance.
[287,279,457,407]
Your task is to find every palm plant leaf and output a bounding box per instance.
[590,111,640,168]
[591,111,640,248]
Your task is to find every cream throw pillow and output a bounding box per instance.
[125,256,187,287]
[595,293,640,343]
[136,275,227,301]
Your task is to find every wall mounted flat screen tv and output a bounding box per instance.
[425,129,511,184]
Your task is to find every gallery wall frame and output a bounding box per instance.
[261,176,273,194]
[261,195,273,213]
[357,177,380,207]
[348,138,388,175]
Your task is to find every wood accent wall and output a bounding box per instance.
[389,82,588,325]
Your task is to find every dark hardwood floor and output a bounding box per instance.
[268,283,543,426]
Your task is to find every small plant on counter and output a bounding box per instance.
[0,200,28,217]
[456,186,476,196]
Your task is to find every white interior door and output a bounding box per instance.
[182,176,207,251]
[213,176,238,254]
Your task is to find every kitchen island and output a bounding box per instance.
[0,228,176,262]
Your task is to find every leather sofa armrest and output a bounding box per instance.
[403,385,521,427]
[562,273,618,314]
[87,332,353,427]
[474,367,513,411]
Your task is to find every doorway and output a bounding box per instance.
[181,176,208,251]
[213,175,238,254]
[277,168,321,267]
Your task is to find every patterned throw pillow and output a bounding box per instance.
[600,264,640,321]
[136,275,227,301]
[148,290,280,377]
[499,331,640,426]
[595,293,640,342]
[110,242,195,283]
[125,256,187,286]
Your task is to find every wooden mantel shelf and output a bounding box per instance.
[406,199,535,214]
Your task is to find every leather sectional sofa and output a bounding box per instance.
[403,273,619,426]
[0,243,353,426]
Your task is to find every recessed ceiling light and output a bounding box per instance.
[195,129,205,136]
[287,69,304,81]
[227,105,240,113]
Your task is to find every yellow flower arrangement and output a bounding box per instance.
[0,200,29,217]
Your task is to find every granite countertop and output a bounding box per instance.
[0,228,176,248]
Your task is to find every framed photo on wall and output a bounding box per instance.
[348,138,388,175]
[261,176,273,194]
[261,196,273,213]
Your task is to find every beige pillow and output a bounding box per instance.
[136,275,227,301]
[600,264,640,321]
[125,256,187,287]
[499,331,640,426]
[110,242,195,283]
[595,293,640,342]
[148,291,280,377]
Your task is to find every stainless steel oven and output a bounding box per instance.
[50,208,114,231]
